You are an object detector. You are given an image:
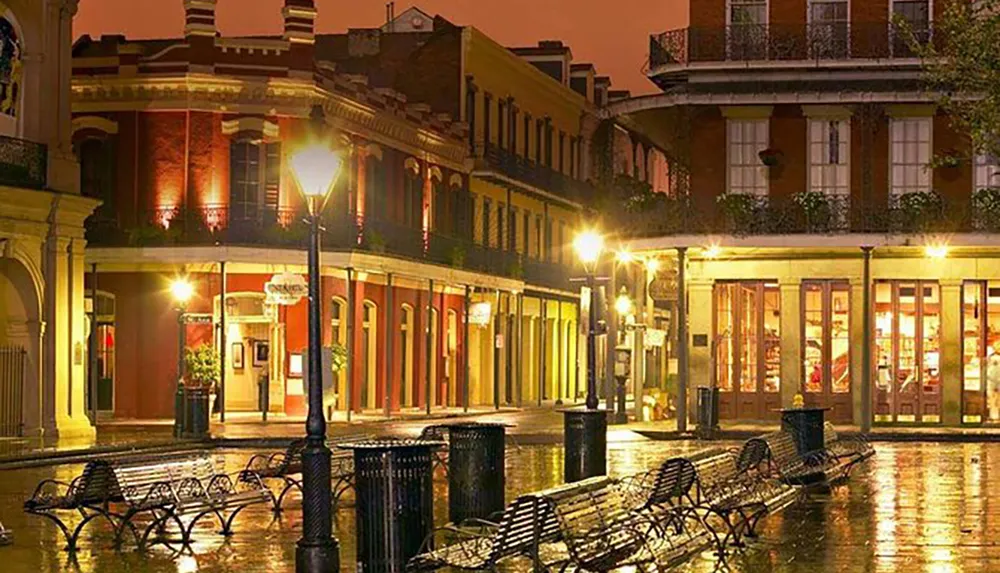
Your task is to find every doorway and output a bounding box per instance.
[874,280,941,424]
[361,301,378,410]
[714,281,781,420]
[400,304,414,408]
[225,322,271,411]
[801,281,853,422]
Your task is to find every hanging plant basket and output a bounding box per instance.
[758,148,783,167]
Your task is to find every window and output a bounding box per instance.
[366,155,385,221]
[727,119,768,196]
[497,202,505,249]
[892,0,930,56]
[523,114,531,158]
[890,117,932,198]
[466,82,477,154]
[483,93,492,150]
[559,131,566,173]
[545,217,554,261]
[482,197,491,246]
[535,119,543,164]
[558,221,566,264]
[808,119,849,198]
[728,0,767,60]
[962,282,1000,424]
[77,138,116,217]
[498,99,506,150]
[535,215,543,259]
[510,105,518,153]
[808,0,848,59]
[403,165,422,228]
[975,154,1000,192]
[230,141,263,222]
[714,282,780,402]
[802,281,851,399]
[570,138,578,178]
[522,210,530,255]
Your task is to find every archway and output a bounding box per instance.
[0,255,40,436]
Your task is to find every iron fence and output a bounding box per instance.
[0,135,47,190]
[650,22,932,69]
[0,345,25,437]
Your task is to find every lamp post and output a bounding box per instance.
[563,229,608,482]
[613,288,633,425]
[171,277,193,439]
[291,105,344,573]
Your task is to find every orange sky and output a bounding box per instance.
[74,0,688,95]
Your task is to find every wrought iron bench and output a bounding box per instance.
[244,432,373,513]
[23,460,124,551]
[747,430,854,486]
[112,454,272,549]
[536,476,707,572]
[681,447,801,555]
[406,495,562,572]
[822,422,874,465]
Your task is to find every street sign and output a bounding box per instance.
[184,314,214,324]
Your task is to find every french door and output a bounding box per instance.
[873,281,941,424]
[714,282,781,420]
[802,281,852,422]
[961,281,1000,424]
[808,0,849,59]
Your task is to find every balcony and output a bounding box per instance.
[478,145,594,205]
[85,205,574,290]
[649,22,931,72]
[0,135,47,190]
[614,190,983,238]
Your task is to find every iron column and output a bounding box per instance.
[676,247,688,433]
[861,246,873,434]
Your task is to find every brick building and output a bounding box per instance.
[610,0,1000,427]
[73,1,647,421]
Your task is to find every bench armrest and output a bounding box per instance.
[26,479,75,506]
[245,452,283,473]
[415,524,494,559]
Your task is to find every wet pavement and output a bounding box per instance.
[1,439,998,572]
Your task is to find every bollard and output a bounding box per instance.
[447,423,505,524]
[563,409,607,483]
[350,439,441,573]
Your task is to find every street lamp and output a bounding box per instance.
[290,105,344,573]
[564,229,608,483]
[171,277,193,439]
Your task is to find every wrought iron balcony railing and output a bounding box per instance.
[649,22,932,70]
[480,144,594,205]
[613,190,981,238]
[0,135,47,190]
[85,205,574,289]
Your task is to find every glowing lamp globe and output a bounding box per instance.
[170,278,194,304]
[290,144,343,201]
[573,230,605,267]
[615,293,633,317]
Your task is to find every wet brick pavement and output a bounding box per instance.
[0,439,997,572]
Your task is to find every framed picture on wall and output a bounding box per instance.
[232,342,245,369]
[289,353,303,378]
[253,340,269,367]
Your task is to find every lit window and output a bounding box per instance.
[809,119,849,196]
[975,154,1000,192]
[890,117,932,198]
[727,119,769,196]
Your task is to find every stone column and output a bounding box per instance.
[46,0,80,195]
[779,281,801,408]
[850,278,866,426]
[940,280,962,426]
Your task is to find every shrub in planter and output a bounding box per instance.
[972,187,1000,231]
[893,190,943,232]
[184,343,220,390]
[792,191,834,232]
[758,148,783,167]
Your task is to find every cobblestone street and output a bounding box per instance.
[0,438,998,572]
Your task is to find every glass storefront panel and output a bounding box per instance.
[801,281,852,421]
[803,284,824,393]
[740,285,758,393]
[961,281,1000,424]
[763,287,781,393]
[831,288,850,394]
[715,284,735,392]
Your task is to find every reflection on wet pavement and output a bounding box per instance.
[0,440,997,572]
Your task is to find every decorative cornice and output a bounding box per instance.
[72,75,469,170]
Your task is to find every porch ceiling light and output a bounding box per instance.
[645,258,660,273]
[170,278,194,304]
[615,249,635,264]
[574,229,605,268]
[703,244,722,259]
[925,244,949,259]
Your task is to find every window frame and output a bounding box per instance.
[889,116,933,199]
[726,118,770,196]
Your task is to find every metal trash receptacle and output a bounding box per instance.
[345,438,443,573]
[696,387,720,438]
[445,422,506,524]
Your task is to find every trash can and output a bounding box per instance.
[446,422,506,524]
[563,409,607,483]
[181,387,210,439]
[258,374,270,421]
[696,387,720,438]
[780,407,829,459]
[344,438,444,573]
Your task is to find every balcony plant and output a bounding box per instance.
[717,192,762,234]
[792,190,834,233]
[892,189,944,233]
[972,187,1000,232]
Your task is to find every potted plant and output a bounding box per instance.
[184,343,221,407]
[758,147,783,167]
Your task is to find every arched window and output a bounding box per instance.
[430,167,446,234]
[361,301,378,410]
[365,146,385,221]
[331,297,347,410]
[230,138,281,226]
[400,304,415,407]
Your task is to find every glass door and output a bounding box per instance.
[802,281,853,422]
[873,281,941,424]
[961,282,1000,424]
[714,281,781,420]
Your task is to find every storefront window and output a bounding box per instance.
[740,285,758,393]
[763,286,781,392]
[831,288,850,393]
[803,284,824,393]
[715,284,735,392]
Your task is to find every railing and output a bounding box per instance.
[480,145,594,204]
[649,22,932,69]
[613,190,978,238]
[0,135,47,190]
[85,206,574,289]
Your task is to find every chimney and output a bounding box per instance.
[184,0,217,39]
[283,0,318,45]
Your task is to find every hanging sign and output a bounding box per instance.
[264,273,308,306]
[648,278,675,302]
[645,328,667,348]
[469,301,493,326]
